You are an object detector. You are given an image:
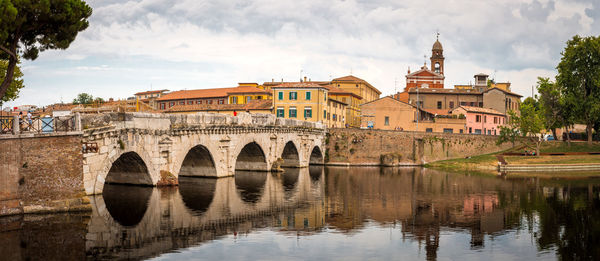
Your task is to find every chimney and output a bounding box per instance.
[272,78,274,82]
[304,76,307,82]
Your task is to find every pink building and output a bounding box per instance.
[452,106,506,135]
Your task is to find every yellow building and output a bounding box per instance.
[272,82,347,128]
[331,75,381,104]
[326,85,362,128]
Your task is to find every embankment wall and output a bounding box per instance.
[326,129,515,165]
[0,133,87,216]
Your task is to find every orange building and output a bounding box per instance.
[156,86,271,110]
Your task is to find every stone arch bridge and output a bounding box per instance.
[81,112,325,195]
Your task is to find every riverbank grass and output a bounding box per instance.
[424,152,499,173]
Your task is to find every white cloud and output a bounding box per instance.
[5,0,600,107]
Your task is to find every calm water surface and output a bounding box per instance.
[2,167,600,260]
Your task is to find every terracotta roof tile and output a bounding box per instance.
[420,108,452,116]
[135,89,169,96]
[157,86,270,101]
[454,106,505,116]
[164,99,272,113]
[271,82,327,88]
[324,85,362,99]
[332,75,381,94]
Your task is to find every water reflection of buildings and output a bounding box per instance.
[323,167,523,260]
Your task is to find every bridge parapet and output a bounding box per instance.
[82,112,324,131]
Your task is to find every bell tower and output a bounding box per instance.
[430,33,444,75]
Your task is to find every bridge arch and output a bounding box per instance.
[280,140,301,168]
[178,145,217,177]
[94,149,158,194]
[309,146,324,165]
[233,141,269,172]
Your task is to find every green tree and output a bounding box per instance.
[556,35,600,144]
[519,98,545,155]
[497,110,520,147]
[0,0,92,100]
[73,93,94,105]
[536,77,562,140]
[0,58,23,106]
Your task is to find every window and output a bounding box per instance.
[426,128,433,133]
[327,112,330,120]
[484,115,487,123]
[278,92,284,100]
[443,128,453,133]
[289,92,298,100]
[470,102,475,106]
[494,117,497,124]
[218,99,224,104]
[476,115,481,122]
[459,129,464,133]
[170,102,175,107]
[469,127,472,133]
[277,107,285,118]
[256,96,262,100]
[245,96,252,103]
[231,96,238,104]
[187,101,193,105]
[460,102,467,106]
[306,91,311,100]
[208,100,213,104]
[437,101,442,109]
[324,93,327,101]
[304,107,312,118]
[449,101,454,109]
[160,103,165,110]
[324,110,326,119]
[198,100,202,104]
[479,102,483,107]
[179,101,185,105]
[474,129,482,134]
[289,107,297,118]
[333,114,337,121]
[502,118,505,124]
[384,116,389,126]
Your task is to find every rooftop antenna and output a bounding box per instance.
[300,69,303,82]
[394,77,398,94]
[350,67,353,75]
[423,54,427,67]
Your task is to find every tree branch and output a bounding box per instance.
[0,45,17,59]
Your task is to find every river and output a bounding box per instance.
[1,166,600,260]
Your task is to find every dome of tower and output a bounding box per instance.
[432,39,443,51]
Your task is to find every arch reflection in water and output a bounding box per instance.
[178,177,217,215]
[282,168,300,200]
[309,165,324,182]
[234,171,268,204]
[102,184,153,227]
[105,151,153,185]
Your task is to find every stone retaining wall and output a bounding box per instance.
[0,133,89,216]
[326,128,516,165]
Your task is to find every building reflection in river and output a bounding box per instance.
[2,167,600,260]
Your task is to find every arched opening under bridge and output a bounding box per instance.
[235,142,268,171]
[280,141,300,167]
[105,152,153,186]
[179,145,217,177]
[309,146,324,165]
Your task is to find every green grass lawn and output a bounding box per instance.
[424,152,499,173]
[505,155,600,165]
[539,141,600,153]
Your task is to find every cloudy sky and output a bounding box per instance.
[5,0,600,107]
